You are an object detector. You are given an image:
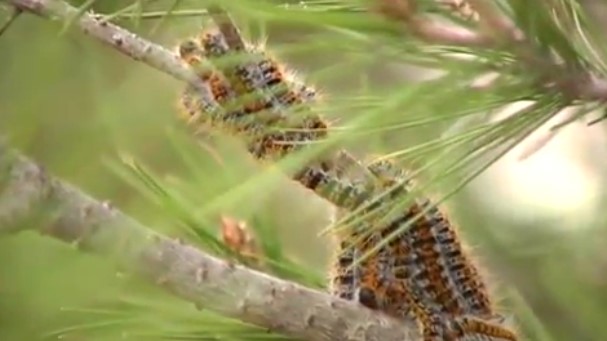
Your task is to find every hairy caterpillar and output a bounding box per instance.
[360,159,517,340]
[175,19,518,341]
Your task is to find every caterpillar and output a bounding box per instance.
[178,29,379,210]
[361,159,517,340]
[175,17,519,341]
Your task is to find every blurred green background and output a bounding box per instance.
[1,0,607,340]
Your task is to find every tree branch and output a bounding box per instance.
[374,0,607,102]
[466,0,523,42]
[0,139,419,341]
[374,0,492,46]
[3,0,224,117]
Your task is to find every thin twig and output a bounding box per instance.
[373,0,607,102]
[206,4,246,50]
[115,9,208,20]
[5,0,224,118]
[406,16,490,46]
[0,139,419,341]
[466,0,523,42]
[374,0,491,46]
[0,6,21,37]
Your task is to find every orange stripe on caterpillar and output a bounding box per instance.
[178,38,232,104]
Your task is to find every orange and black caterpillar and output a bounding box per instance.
[351,159,517,340]
[175,16,518,341]
[178,28,323,160]
[178,27,376,209]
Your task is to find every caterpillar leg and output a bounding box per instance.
[416,314,518,341]
[452,315,518,341]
